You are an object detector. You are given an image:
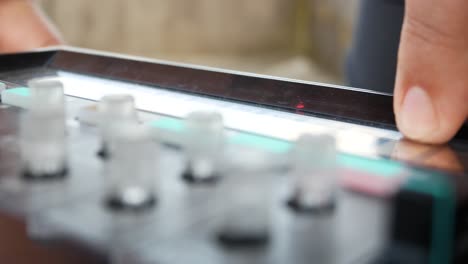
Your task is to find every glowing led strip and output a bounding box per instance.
[56,72,401,156]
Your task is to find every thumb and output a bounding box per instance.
[394,0,468,144]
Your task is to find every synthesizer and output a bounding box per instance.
[0,47,467,264]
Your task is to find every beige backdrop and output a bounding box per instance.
[40,0,359,83]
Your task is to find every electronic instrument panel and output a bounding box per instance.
[0,47,467,264]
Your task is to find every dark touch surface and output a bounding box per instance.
[50,51,396,129]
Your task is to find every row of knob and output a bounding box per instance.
[19,77,338,245]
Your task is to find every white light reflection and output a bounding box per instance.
[57,71,402,157]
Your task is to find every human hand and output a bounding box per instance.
[0,0,62,53]
[394,0,468,144]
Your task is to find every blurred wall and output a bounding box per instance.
[40,0,296,56]
[310,0,360,74]
[40,0,360,81]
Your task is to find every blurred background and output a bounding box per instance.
[40,0,360,85]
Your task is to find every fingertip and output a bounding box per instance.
[395,85,467,144]
[396,86,440,142]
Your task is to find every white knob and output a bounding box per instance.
[288,134,338,212]
[105,122,158,210]
[182,111,224,183]
[98,94,138,157]
[216,148,272,246]
[20,78,67,179]
[28,78,66,114]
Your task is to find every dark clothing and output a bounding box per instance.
[346,0,405,94]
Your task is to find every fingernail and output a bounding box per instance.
[398,86,439,139]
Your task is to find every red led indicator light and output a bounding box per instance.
[296,102,305,109]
